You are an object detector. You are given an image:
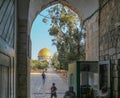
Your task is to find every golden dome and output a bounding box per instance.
[38,48,52,57]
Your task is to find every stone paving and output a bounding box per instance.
[30,68,68,98]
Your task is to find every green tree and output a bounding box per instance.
[30,60,49,70]
[43,4,86,68]
[51,53,60,69]
[30,60,41,70]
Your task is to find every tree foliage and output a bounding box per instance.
[51,53,60,69]
[43,4,86,68]
[30,60,48,70]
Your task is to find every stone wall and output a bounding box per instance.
[85,13,99,61]
[99,0,120,60]
[16,19,30,98]
[16,0,30,98]
[1,0,118,98]
[85,0,120,97]
[86,0,120,61]
[99,0,120,97]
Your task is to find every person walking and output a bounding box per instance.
[51,83,57,98]
[41,71,46,85]
[64,86,76,98]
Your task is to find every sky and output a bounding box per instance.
[30,7,57,60]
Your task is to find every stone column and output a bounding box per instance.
[112,64,118,98]
[16,19,30,98]
[118,59,120,97]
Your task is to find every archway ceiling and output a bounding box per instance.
[18,0,99,33]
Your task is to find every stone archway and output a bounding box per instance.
[16,0,120,98]
[16,0,99,98]
[28,0,99,34]
[28,0,100,61]
[1,0,120,98]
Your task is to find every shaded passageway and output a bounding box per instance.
[30,68,68,98]
[0,0,120,98]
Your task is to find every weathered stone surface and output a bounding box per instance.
[86,13,99,61]
[85,0,120,97]
[16,18,30,98]
[1,0,120,98]
[98,0,120,97]
[99,0,120,60]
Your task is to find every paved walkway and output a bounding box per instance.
[30,68,68,98]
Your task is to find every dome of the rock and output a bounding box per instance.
[38,48,52,57]
[38,48,52,62]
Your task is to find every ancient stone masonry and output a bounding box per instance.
[16,19,30,98]
[99,0,120,60]
[85,13,99,61]
[99,0,120,97]
[99,28,120,59]
[85,0,120,97]
[1,0,120,98]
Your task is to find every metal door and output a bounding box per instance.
[99,61,111,98]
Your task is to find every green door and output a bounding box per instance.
[77,61,98,98]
